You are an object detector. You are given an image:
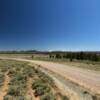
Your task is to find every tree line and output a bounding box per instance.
[49,52,100,62]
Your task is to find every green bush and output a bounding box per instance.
[8,69,17,77]
[0,61,58,99]
[7,86,25,96]
[4,95,13,100]
[23,67,36,77]
[34,86,45,96]
[7,71,27,97]
[40,93,56,100]
[4,95,26,100]
[32,80,51,97]
[37,71,55,87]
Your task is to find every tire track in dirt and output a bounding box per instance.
[0,72,10,100]
[26,78,39,100]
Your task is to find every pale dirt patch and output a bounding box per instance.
[0,72,10,100]
[26,77,39,100]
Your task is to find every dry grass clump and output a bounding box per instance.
[0,60,69,100]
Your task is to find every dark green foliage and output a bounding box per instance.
[69,55,73,62]
[91,54,99,61]
[49,52,100,62]
[55,54,62,59]
[32,55,34,59]
[49,54,55,59]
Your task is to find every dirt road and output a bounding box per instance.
[0,57,100,96]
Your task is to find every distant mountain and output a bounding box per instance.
[0,50,100,55]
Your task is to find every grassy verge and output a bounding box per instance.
[32,57,100,71]
[0,53,100,71]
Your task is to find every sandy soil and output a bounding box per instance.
[26,78,39,100]
[0,57,100,97]
[39,66,94,100]
[0,72,10,100]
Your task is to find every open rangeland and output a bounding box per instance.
[0,60,68,100]
[0,57,100,100]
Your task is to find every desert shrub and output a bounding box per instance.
[32,80,43,89]
[15,67,22,72]
[32,80,50,91]
[8,69,17,77]
[55,93,69,100]
[10,79,27,89]
[0,73,4,87]
[34,86,45,97]
[13,73,27,81]
[4,95,26,100]
[92,96,100,100]
[7,71,27,97]
[37,70,55,87]
[32,80,51,97]
[1,67,8,73]
[7,86,26,96]
[1,61,57,99]
[62,96,69,100]
[4,95,13,100]
[14,96,26,100]
[40,93,56,100]
[23,66,36,77]
[34,85,50,96]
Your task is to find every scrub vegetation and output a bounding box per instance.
[0,60,69,100]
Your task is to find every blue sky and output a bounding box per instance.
[0,0,100,51]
